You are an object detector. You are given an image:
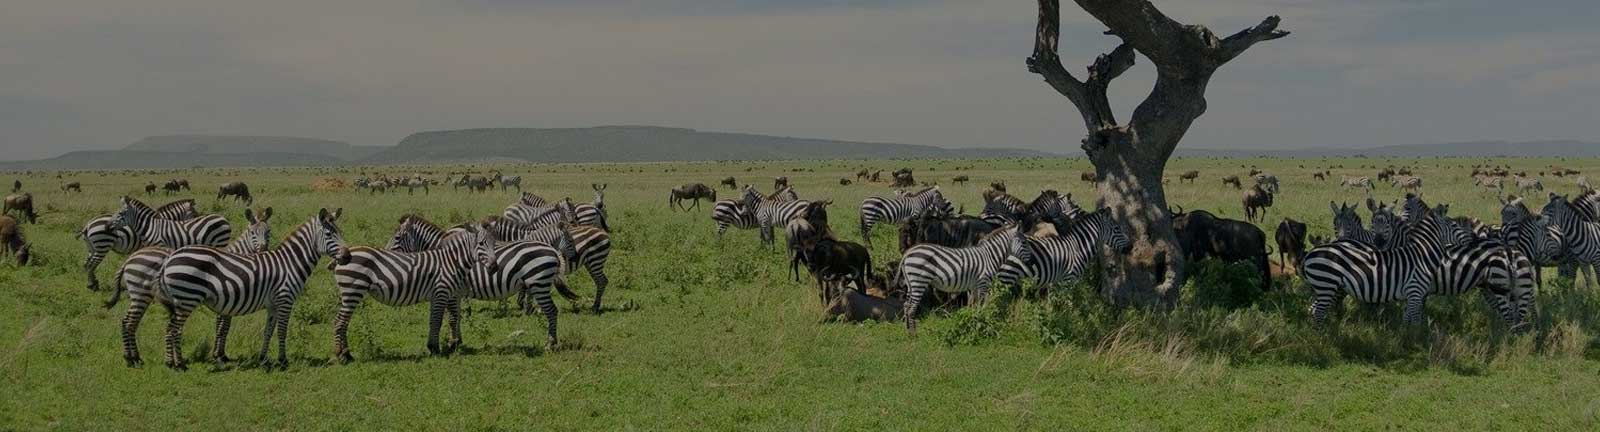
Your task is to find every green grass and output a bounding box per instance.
[3,157,1599,430]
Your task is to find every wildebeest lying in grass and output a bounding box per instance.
[898,208,998,252]
[1172,206,1271,291]
[0,215,29,265]
[821,276,903,323]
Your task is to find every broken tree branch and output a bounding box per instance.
[1027,0,1135,131]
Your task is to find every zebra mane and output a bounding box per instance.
[154,199,194,213]
[122,196,156,213]
[398,214,441,232]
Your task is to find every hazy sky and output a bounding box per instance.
[3,0,1597,160]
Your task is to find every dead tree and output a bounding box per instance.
[1027,0,1288,305]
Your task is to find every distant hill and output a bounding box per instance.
[126,135,386,161]
[361,126,1055,164]
[1,150,347,170]
[1176,140,1600,158]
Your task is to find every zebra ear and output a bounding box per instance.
[1329,201,1338,213]
[333,208,344,220]
[1365,196,1377,212]
[245,208,257,224]
[262,207,273,221]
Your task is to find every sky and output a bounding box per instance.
[2,0,1597,160]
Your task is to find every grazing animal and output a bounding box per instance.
[1080,172,1097,183]
[503,198,575,229]
[891,169,916,188]
[1391,176,1423,193]
[76,199,200,290]
[1341,176,1373,190]
[822,286,902,323]
[3,193,37,223]
[951,175,969,185]
[62,182,82,193]
[1173,207,1272,290]
[109,196,233,251]
[839,178,852,186]
[157,208,348,370]
[474,217,610,314]
[669,183,717,211]
[1242,183,1274,223]
[1302,202,1460,327]
[741,186,809,247]
[332,224,498,361]
[497,174,522,192]
[1221,175,1242,189]
[855,169,870,182]
[573,184,610,231]
[773,176,789,191]
[1313,172,1326,181]
[801,236,873,304]
[145,182,157,195]
[1512,175,1543,194]
[897,226,1022,334]
[162,180,183,195]
[0,215,29,266]
[1543,193,1600,289]
[1253,174,1280,194]
[720,177,738,189]
[858,186,955,246]
[1178,170,1200,183]
[404,177,432,195]
[996,209,1131,297]
[106,208,274,367]
[710,199,758,239]
[1275,218,1308,272]
[900,208,1000,252]
[216,182,253,204]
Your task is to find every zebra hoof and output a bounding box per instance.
[214,355,231,364]
[167,361,188,371]
[445,341,461,355]
[335,351,354,364]
[125,355,143,368]
[426,342,442,356]
[546,337,558,351]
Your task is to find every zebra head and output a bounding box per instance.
[1366,198,1400,248]
[1096,210,1134,254]
[238,207,274,253]
[111,196,151,231]
[316,208,350,265]
[591,183,607,209]
[1541,193,1579,224]
[384,215,437,252]
[470,222,499,272]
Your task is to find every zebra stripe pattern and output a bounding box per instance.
[107,208,275,367]
[1303,202,1457,327]
[112,196,232,250]
[332,225,496,361]
[475,217,609,314]
[859,186,955,245]
[502,198,574,228]
[742,187,809,246]
[711,199,758,239]
[158,208,349,370]
[995,209,1130,295]
[573,184,610,231]
[1543,193,1600,290]
[897,225,1021,333]
[78,199,200,290]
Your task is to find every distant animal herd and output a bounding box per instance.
[0,159,1596,370]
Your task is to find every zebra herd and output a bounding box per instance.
[82,184,613,370]
[353,171,530,195]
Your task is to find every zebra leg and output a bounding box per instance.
[211,315,232,365]
[1308,290,1340,329]
[273,300,294,368]
[902,281,930,335]
[332,292,363,364]
[445,295,464,354]
[533,284,560,349]
[716,223,728,240]
[426,295,447,356]
[1403,290,1428,326]
[120,297,149,367]
[162,306,194,371]
[972,281,991,307]
[84,251,106,291]
[257,304,277,365]
[588,260,608,314]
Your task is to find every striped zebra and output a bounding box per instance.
[380,216,573,348]
[995,209,1130,296]
[573,184,610,231]
[498,174,522,192]
[384,215,575,305]
[859,186,955,245]
[897,225,1022,334]
[503,198,574,228]
[1543,193,1600,289]
[979,193,1026,226]
[519,192,549,207]
[78,199,200,291]
[332,224,497,361]
[106,208,274,367]
[1574,189,1599,221]
[741,187,809,246]
[474,216,609,314]
[1329,201,1398,248]
[158,208,349,370]
[711,199,758,239]
[110,196,233,251]
[1391,176,1423,193]
[1303,202,1460,327]
[1341,176,1373,189]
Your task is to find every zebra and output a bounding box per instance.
[502,198,575,228]
[106,208,274,367]
[573,183,610,231]
[109,196,233,250]
[1341,176,1373,189]
[979,192,1027,226]
[1513,176,1544,194]
[519,191,549,207]
[1329,200,1399,248]
[1302,201,1460,327]
[711,199,758,239]
[1391,176,1423,193]
[404,177,431,195]
[1573,189,1599,222]
[741,186,809,247]
[995,209,1131,297]
[858,186,955,246]
[77,199,200,291]
[498,174,522,192]
[897,225,1023,334]
[1543,193,1600,289]
[331,224,497,361]
[158,208,349,370]
[472,216,610,314]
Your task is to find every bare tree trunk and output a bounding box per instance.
[1028,0,1287,306]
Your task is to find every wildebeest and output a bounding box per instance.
[801,236,873,304]
[0,215,29,266]
[3,193,37,224]
[855,169,870,182]
[162,180,183,194]
[891,169,916,188]
[669,183,717,211]
[1313,172,1326,181]
[1172,207,1271,290]
[217,182,253,204]
[898,207,999,252]
[951,175,969,185]
[1275,218,1307,273]
[839,178,852,186]
[1248,167,1263,177]
[774,176,789,190]
[1243,183,1274,223]
[1253,174,1280,194]
[821,276,902,323]
[1080,172,1097,183]
[720,177,738,189]
[1221,175,1242,189]
[144,182,157,195]
[1178,170,1200,183]
[62,182,82,193]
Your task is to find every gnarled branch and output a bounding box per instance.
[1027,0,1135,132]
[1215,15,1291,65]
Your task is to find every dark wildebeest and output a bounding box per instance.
[1313,172,1326,181]
[898,208,999,252]
[0,215,29,266]
[891,169,916,188]
[162,180,182,195]
[217,182,253,204]
[1275,218,1307,273]
[174,179,191,191]
[669,183,717,211]
[1178,170,1200,183]
[855,169,870,182]
[1172,207,1271,290]
[801,236,873,304]
[1221,175,1242,189]
[1080,172,1097,183]
[1248,167,1263,177]
[1242,183,1274,223]
[1397,167,1413,176]
[62,182,81,193]
[774,176,789,191]
[3,193,37,224]
[720,176,738,189]
[951,175,969,185]
[144,182,157,195]
[839,178,852,186]
[9,180,18,193]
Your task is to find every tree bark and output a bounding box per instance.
[1028,0,1287,306]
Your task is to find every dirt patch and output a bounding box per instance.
[310,178,347,192]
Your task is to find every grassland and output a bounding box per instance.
[2,157,1598,430]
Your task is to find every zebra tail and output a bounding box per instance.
[103,270,125,309]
